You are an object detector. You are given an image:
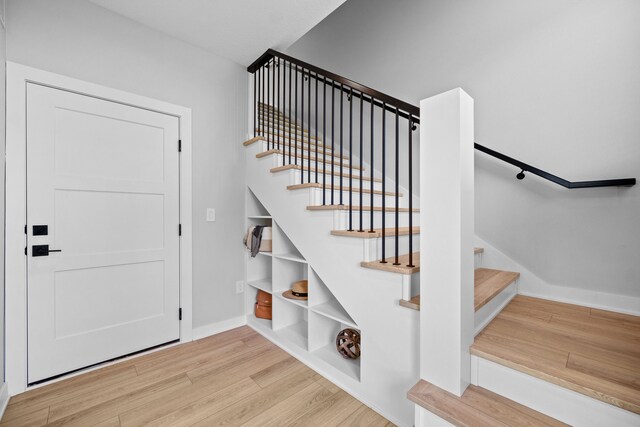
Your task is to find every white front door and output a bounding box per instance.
[26,83,181,383]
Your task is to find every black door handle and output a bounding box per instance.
[32,245,62,257]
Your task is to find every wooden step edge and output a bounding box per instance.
[307,205,419,212]
[243,136,266,146]
[258,119,308,134]
[407,380,568,427]
[258,144,346,162]
[287,183,402,197]
[474,268,520,311]
[468,345,640,415]
[399,295,421,311]
[256,149,363,171]
[331,227,420,239]
[362,248,484,278]
[271,164,383,183]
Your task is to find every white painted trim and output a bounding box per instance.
[475,235,640,316]
[0,383,9,420]
[5,62,193,395]
[474,281,517,336]
[192,316,248,341]
[473,356,640,426]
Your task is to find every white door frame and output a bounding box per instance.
[6,62,194,395]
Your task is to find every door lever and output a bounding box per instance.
[32,245,62,257]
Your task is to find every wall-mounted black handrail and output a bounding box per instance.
[475,143,636,188]
[248,49,420,123]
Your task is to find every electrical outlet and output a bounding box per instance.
[235,280,244,294]
[206,208,216,222]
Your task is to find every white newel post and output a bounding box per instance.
[419,88,474,396]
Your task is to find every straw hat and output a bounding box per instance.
[282,280,308,301]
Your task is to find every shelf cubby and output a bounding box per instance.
[272,222,304,262]
[245,284,272,331]
[309,268,357,328]
[273,298,308,351]
[309,312,361,381]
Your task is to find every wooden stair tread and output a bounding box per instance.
[331,227,420,239]
[408,380,567,427]
[471,295,640,415]
[307,205,419,212]
[245,136,342,158]
[256,149,361,170]
[271,164,383,182]
[363,248,484,276]
[257,129,322,143]
[288,182,402,197]
[474,268,520,311]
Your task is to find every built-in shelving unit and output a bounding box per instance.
[244,189,361,382]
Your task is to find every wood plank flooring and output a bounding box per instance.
[471,295,640,414]
[1,327,393,427]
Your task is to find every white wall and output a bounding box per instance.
[5,0,248,329]
[287,0,640,301]
[0,0,6,385]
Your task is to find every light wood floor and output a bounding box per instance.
[1,327,393,427]
[472,295,640,414]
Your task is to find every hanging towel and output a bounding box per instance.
[250,226,264,258]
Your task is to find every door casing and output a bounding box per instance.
[6,62,193,395]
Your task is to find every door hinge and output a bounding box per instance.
[24,247,27,256]
[178,139,182,153]
[24,224,27,235]
[179,308,182,320]
[179,224,182,236]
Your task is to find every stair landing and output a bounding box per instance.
[471,295,640,414]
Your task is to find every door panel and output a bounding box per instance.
[26,83,180,383]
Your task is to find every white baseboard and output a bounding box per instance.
[0,382,9,420]
[192,315,247,341]
[475,236,640,315]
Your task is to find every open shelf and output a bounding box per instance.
[312,343,361,382]
[273,253,306,263]
[275,291,309,309]
[275,321,308,351]
[258,251,273,257]
[247,278,272,293]
[248,215,272,219]
[311,299,357,329]
[247,313,272,333]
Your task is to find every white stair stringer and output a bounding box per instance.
[246,141,419,426]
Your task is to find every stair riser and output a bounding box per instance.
[274,154,359,171]
[289,170,383,191]
[333,211,420,231]
[363,235,421,262]
[260,141,344,163]
[308,188,398,208]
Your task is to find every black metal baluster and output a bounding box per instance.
[258,67,261,136]
[301,68,305,183]
[369,100,375,233]
[267,62,270,150]
[322,77,327,205]
[276,58,284,150]
[358,93,364,232]
[307,71,311,184]
[348,87,353,231]
[380,104,387,263]
[253,71,257,138]
[393,108,400,266]
[294,66,298,168]
[339,85,344,205]
[288,61,292,165]
[331,82,335,205]
[407,117,415,268]
[315,74,318,183]
[272,60,276,151]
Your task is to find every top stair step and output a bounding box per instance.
[408,379,568,427]
[331,227,420,238]
[471,295,640,415]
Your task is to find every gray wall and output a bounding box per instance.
[0,0,6,384]
[6,0,248,328]
[288,0,640,299]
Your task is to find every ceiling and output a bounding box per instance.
[88,0,346,66]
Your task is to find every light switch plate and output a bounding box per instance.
[206,208,216,222]
[235,280,244,294]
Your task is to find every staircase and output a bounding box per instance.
[243,51,640,426]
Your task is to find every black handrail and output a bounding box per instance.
[248,49,420,123]
[475,143,636,188]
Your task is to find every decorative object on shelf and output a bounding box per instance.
[254,289,273,320]
[244,225,272,257]
[282,279,308,301]
[336,328,361,359]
